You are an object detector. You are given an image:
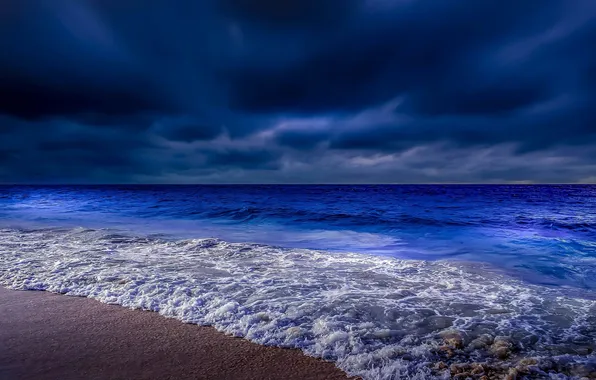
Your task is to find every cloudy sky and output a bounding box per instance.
[1,0,595,183]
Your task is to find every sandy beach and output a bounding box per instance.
[0,287,351,380]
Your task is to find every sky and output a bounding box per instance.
[1,0,595,184]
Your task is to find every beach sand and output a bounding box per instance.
[0,287,352,380]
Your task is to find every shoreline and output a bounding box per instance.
[0,287,353,380]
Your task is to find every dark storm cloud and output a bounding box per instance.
[0,116,156,183]
[274,129,328,150]
[218,0,358,28]
[151,118,224,143]
[0,3,176,122]
[227,0,564,114]
[0,0,595,183]
[205,149,281,170]
[0,74,169,121]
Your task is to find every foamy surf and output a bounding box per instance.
[1,227,595,379]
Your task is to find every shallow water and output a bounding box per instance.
[1,185,595,379]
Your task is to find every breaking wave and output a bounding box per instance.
[1,227,595,379]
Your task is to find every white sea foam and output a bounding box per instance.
[1,227,595,379]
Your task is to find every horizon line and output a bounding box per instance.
[1,183,595,186]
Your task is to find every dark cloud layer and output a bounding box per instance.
[1,0,595,183]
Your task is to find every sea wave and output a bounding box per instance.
[1,226,595,379]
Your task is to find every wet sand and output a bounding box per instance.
[0,287,352,380]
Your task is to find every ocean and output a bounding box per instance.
[1,185,595,379]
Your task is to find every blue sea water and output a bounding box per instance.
[2,185,595,291]
[1,185,596,379]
